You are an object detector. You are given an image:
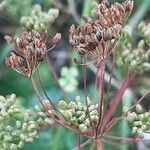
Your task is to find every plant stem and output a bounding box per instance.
[46,55,71,102]
[78,134,81,150]
[100,72,136,134]
[96,139,103,150]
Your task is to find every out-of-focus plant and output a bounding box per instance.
[0,94,53,149]
[116,23,150,73]
[59,66,79,93]
[20,4,59,33]
[126,104,150,138]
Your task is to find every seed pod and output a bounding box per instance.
[90,110,99,116]
[63,110,73,119]
[137,128,144,138]
[79,124,88,133]
[76,111,84,117]
[89,105,97,112]
[70,117,79,127]
[138,114,145,121]
[59,100,68,110]
[68,101,77,109]
[135,104,143,114]
[141,125,147,130]
[84,118,90,126]
[91,115,99,123]
[132,126,138,134]
[78,114,86,123]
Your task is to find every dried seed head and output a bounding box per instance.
[69,0,134,66]
[52,33,61,44]
[5,31,59,77]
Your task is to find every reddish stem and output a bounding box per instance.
[100,72,136,135]
[96,60,106,137]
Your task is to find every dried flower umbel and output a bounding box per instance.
[5,31,61,77]
[69,0,133,66]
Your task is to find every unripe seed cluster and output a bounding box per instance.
[0,94,53,149]
[58,96,99,133]
[138,22,150,46]
[20,4,59,32]
[126,104,150,138]
[116,25,150,73]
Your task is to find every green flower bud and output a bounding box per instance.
[69,109,75,115]
[144,112,150,119]
[18,141,24,149]
[4,134,12,142]
[0,95,5,102]
[137,129,144,138]
[84,118,90,126]
[135,104,143,114]
[70,117,79,127]
[79,124,88,133]
[141,125,147,130]
[48,8,59,20]
[127,112,137,123]
[37,117,44,126]
[6,125,13,132]
[68,101,76,109]
[10,144,18,150]
[138,114,145,121]
[59,100,68,110]
[90,110,98,116]
[44,118,52,125]
[78,113,86,123]
[132,127,138,134]
[89,105,96,112]
[76,111,84,117]
[63,110,72,119]
[25,137,34,143]
[138,22,146,33]
[138,40,145,49]
[91,115,99,123]
[76,96,80,103]
[38,112,47,117]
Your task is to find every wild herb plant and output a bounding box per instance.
[1,0,150,149]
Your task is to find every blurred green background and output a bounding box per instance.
[0,0,150,149]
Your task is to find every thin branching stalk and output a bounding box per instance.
[72,140,91,150]
[103,90,150,134]
[46,55,71,102]
[29,76,79,134]
[94,67,100,103]
[100,72,136,135]
[97,60,106,135]
[78,134,81,150]
[37,68,58,110]
[96,139,103,150]
[107,55,115,95]
[102,136,138,146]
[90,142,95,150]
[83,56,94,132]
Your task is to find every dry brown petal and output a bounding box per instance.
[52,33,61,44]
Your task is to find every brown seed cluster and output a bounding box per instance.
[69,0,134,66]
[5,31,61,77]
